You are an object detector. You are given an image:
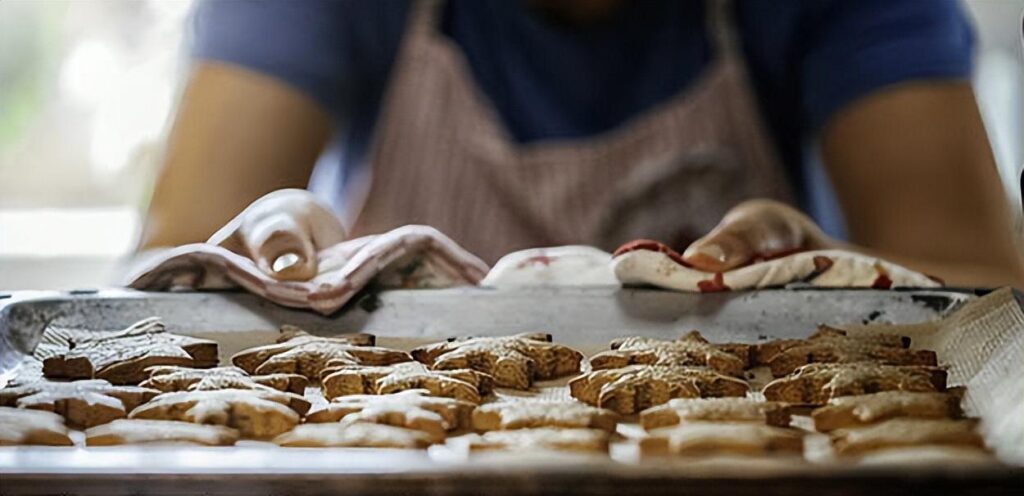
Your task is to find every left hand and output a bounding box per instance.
[682,199,839,272]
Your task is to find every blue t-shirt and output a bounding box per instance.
[191,0,974,237]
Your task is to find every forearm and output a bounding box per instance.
[140,62,332,249]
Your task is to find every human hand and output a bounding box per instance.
[208,189,347,281]
[682,199,838,272]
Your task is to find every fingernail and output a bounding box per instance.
[694,244,727,263]
[272,253,302,273]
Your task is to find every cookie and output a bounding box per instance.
[273,422,433,448]
[459,427,610,453]
[762,363,946,405]
[855,446,997,466]
[640,398,791,430]
[569,365,748,415]
[472,401,618,432]
[0,407,74,446]
[812,391,963,432]
[592,332,749,377]
[761,327,935,377]
[36,317,218,384]
[141,365,308,394]
[231,330,409,380]
[85,419,239,446]
[306,389,474,442]
[321,361,492,403]
[639,422,804,457]
[411,333,583,390]
[0,379,159,429]
[830,418,985,456]
[754,326,909,365]
[128,389,304,439]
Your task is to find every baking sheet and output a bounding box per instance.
[0,287,1021,496]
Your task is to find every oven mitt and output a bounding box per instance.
[481,246,618,288]
[125,225,489,315]
[612,240,941,292]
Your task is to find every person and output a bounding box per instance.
[140,0,1024,289]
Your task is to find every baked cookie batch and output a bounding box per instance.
[0,319,993,465]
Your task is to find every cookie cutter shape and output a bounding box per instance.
[411,333,584,390]
[141,365,308,394]
[231,330,409,380]
[321,361,493,403]
[0,379,159,429]
[0,407,74,446]
[274,422,434,448]
[830,418,985,456]
[762,363,947,405]
[640,398,792,430]
[812,390,963,432]
[591,332,749,377]
[472,401,618,432]
[306,389,474,443]
[129,388,305,439]
[754,326,910,365]
[458,427,610,453]
[761,327,935,377]
[37,317,218,384]
[639,422,804,457]
[569,365,749,415]
[85,419,240,446]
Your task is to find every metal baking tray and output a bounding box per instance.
[1,287,1021,495]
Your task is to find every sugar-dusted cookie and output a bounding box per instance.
[830,418,985,456]
[0,407,74,446]
[231,329,409,380]
[754,326,909,365]
[0,379,159,429]
[85,419,239,446]
[472,401,618,432]
[759,327,935,377]
[141,365,308,394]
[569,365,748,415]
[639,422,804,457]
[306,389,474,442]
[459,427,610,453]
[762,363,946,405]
[812,391,963,432]
[855,446,997,466]
[273,422,433,448]
[640,398,791,430]
[412,333,583,390]
[591,332,749,377]
[129,389,303,439]
[321,362,492,403]
[36,317,218,384]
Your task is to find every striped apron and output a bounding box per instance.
[347,0,794,264]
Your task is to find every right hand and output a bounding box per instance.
[208,189,347,281]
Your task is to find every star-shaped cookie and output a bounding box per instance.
[640,398,792,430]
[457,427,610,453]
[472,401,618,432]
[306,389,475,442]
[639,422,804,457]
[274,422,434,448]
[591,332,749,377]
[231,330,410,379]
[35,317,218,384]
[321,361,493,403]
[569,365,749,415]
[85,419,240,446]
[811,391,963,432]
[141,365,308,394]
[0,379,159,429]
[757,326,935,377]
[411,333,583,390]
[762,363,947,405]
[830,418,984,456]
[0,407,74,446]
[128,388,306,439]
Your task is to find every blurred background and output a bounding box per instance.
[0,0,1022,290]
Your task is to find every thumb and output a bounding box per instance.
[242,212,318,281]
